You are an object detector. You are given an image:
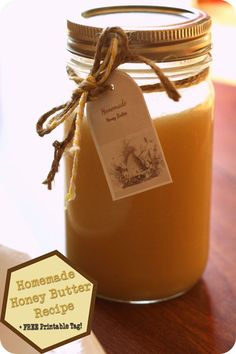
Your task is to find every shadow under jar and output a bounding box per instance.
[65,5,214,303]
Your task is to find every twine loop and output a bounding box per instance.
[75,75,97,93]
[36,26,182,204]
[94,26,129,68]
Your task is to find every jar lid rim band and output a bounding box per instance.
[67,5,212,61]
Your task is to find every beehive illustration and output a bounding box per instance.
[126,149,146,180]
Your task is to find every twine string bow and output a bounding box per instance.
[36,26,180,203]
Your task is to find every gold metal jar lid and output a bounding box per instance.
[67,5,211,61]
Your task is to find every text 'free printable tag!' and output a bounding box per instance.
[87,70,172,200]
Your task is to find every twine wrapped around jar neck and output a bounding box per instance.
[36,26,208,204]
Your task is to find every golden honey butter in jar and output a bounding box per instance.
[61,5,214,303]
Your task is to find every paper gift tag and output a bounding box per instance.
[87,70,172,200]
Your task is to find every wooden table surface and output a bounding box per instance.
[92,81,236,354]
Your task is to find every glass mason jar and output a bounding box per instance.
[65,5,214,303]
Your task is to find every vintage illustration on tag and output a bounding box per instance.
[110,135,164,189]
